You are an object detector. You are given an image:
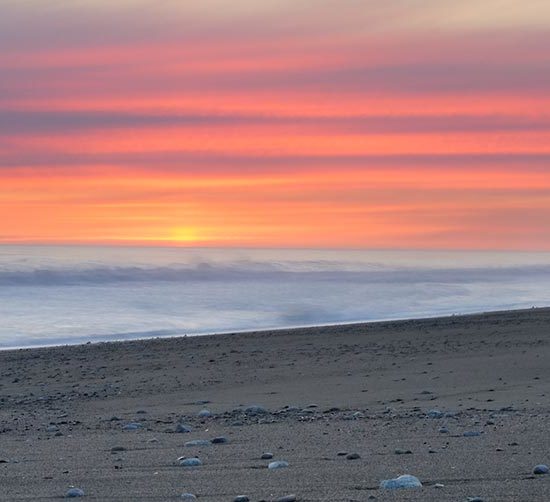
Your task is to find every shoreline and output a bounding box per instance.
[3,305,546,352]
[1,307,550,500]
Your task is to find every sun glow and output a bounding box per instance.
[171,227,201,243]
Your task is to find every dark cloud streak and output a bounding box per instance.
[1,109,550,136]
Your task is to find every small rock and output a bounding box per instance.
[268,460,289,469]
[211,436,228,444]
[233,496,249,502]
[175,423,192,433]
[534,464,549,475]
[434,483,445,488]
[346,453,361,460]
[110,446,126,453]
[65,488,85,498]
[179,457,202,467]
[197,409,212,418]
[244,405,268,415]
[463,431,482,437]
[467,498,484,502]
[261,452,274,459]
[180,494,197,500]
[380,474,422,490]
[439,427,449,434]
[394,449,412,455]
[122,423,142,431]
[427,409,444,419]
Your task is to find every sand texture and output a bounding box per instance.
[1,308,550,500]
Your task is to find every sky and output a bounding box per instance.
[1,0,550,249]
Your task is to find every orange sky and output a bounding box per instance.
[1,1,550,249]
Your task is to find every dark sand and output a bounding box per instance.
[1,308,550,500]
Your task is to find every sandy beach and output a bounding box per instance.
[1,307,550,500]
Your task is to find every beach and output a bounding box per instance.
[1,307,550,500]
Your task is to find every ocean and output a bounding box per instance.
[1,245,550,349]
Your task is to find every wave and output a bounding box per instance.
[1,261,550,286]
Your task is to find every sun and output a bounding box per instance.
[170,227,201,243]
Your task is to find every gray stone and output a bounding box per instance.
[244,405,268,415]
[380,474,422,490]
[234,497,250,502]
[261,452,274,459]
[346,453,361,460]
[175,423,192,433]
[211,436,228,444]
[122,423,142,431]
[179,457,202,467]
[65,488,85,498]
[197,409,212,418]
[534,464,549,475]
[463,431,482,437]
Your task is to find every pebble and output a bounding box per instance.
[467,498,484,502]
[434,483,445,488]
[346,453,361,460]
[122,423,142,431]
[234,497,250,502]
[394,449,412,455]
[244,405,268,415]
[197,409,212,418]
[110,446,126,453]
[180,494,197,500]
[268,460,289,469]
[211,436,228,444]
[533,464,549,474]
[46,425,60,433]
[439,427,449,433]
[65,488,85,498]
[261,452,274,459]
[185,439,211,447]
[427,409,444,419]
[463,431,482,437]
[175,423,192,433]
[179,457,202,467]
[380,474,422,490]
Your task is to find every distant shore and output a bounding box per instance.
[1,307,550,500]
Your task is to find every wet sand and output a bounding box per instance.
[1,307,550,500]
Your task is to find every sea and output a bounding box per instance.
[1,245,550,349]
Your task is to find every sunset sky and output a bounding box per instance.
[1,0,550,249]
